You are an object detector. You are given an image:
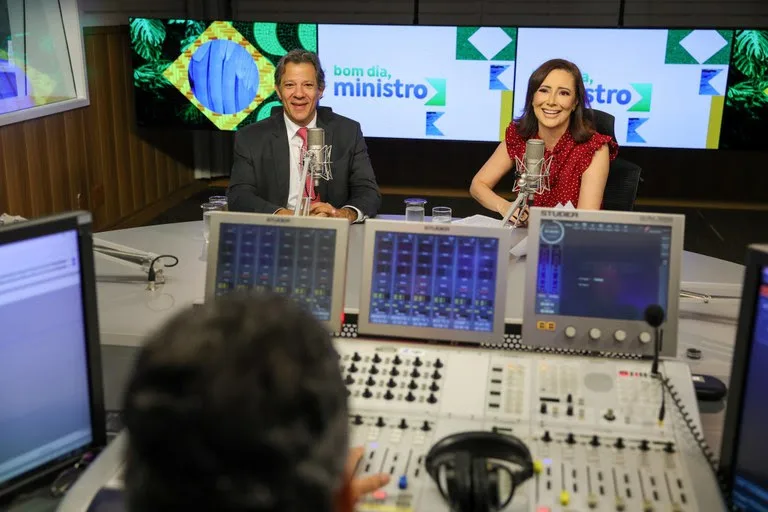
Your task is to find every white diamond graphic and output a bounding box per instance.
[680,30,728,64]
[468,27,512,60]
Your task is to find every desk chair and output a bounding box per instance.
[588,109,642,211]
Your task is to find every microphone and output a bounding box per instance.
[523,139,545,198]
[499,138,551,227]
[644,304,665,376]
[307,127,325,188]
[294,127,333,216]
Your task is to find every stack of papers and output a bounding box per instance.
[452,202,576,258]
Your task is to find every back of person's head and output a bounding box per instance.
[122,293,348,512]
[516,58,595,143]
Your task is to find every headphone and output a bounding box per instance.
[425,431,534,512]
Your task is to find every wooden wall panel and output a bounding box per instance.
[0,26,197,231]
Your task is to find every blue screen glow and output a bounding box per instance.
[732,266,768,511]
[214,222,337,321]
[368,231,499,332]
[535,221,672,320]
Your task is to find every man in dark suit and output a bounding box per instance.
[227,50,381,222]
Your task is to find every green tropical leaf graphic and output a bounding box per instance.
[133,60,172,96]
[733,30,768,80]
[130,18,167,62]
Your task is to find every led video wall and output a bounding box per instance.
[129,18,763,150]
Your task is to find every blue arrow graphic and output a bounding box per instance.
[699,68,723,95]
[627,118,648,144]
[489,65,510,90]
[426,111,445,136]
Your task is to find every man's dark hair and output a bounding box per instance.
[516,58,595,143]
[122,293,348,512]
[274,48,326,90]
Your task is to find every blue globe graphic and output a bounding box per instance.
[188,40,260,114]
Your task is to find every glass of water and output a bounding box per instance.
[202,202,223,243]
[431,206,452,223]
[404,198,427,222]
[209,195,228,210]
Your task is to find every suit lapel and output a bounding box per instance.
[316,111,334,202]
[271,114,291,207]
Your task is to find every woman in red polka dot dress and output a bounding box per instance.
[470,58,618,221]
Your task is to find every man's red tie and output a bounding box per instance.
[296,127,319,203]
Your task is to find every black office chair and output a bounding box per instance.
[587,109,642,211]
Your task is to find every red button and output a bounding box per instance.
[372,490,387,500]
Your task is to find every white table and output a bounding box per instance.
[94,220,745,455]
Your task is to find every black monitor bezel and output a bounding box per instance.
[0,211,107,501]
[719,244,768,502]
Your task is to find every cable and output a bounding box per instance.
[148,254,179,284]
[659,376,727,494]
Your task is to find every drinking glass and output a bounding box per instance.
[202,202,224,243]
[431,206,452,224]
[404,198,427,222]
[208,195,228,210]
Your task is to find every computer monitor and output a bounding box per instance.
[204,212,350,333]
[0,211,106,500]
[720,244,768,511]
[523,208,684,356]
[357,220,511,344]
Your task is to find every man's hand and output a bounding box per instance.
[309,203,357,222]
[345,446,390,503]
[274,208,293,216]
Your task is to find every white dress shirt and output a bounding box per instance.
[282,113,363,222]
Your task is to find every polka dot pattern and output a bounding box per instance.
[505,123,619,208]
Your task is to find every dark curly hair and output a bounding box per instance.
[122,292,347,512]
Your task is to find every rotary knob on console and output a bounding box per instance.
[421,420,431,432]
[410,369,420,379]
[413,357,423,367]
[398,419,408,429]
[376,417,386,427]
[565,433,576,445]
[387,378,397,388]
[614,330,627,342]
[589,328,601,341]
[431,370,441,380]
[348,363,358,373]
[564,326,577,339]
[384,390,394,400]
[614,437,625,450]
[427,393,437,404]
[639,331,652,344]
[362,388,372,399]
[408,380,418,390]
[366,377,376,387]
[604,408,616,422]
[344,375,355,385]
[369,365,379,375]
[639,439,650,451]
[590,435,600,447]
[434,358,443,368]
[392,355,402,365]
[352,352,362,362]
[353,415,363,425]
[372,353,382,363]
[429,382,440,392]
[542,431,552,443]
[390,367,400,377]
[406,391,416,402]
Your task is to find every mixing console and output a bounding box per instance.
[336,337,718,512]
